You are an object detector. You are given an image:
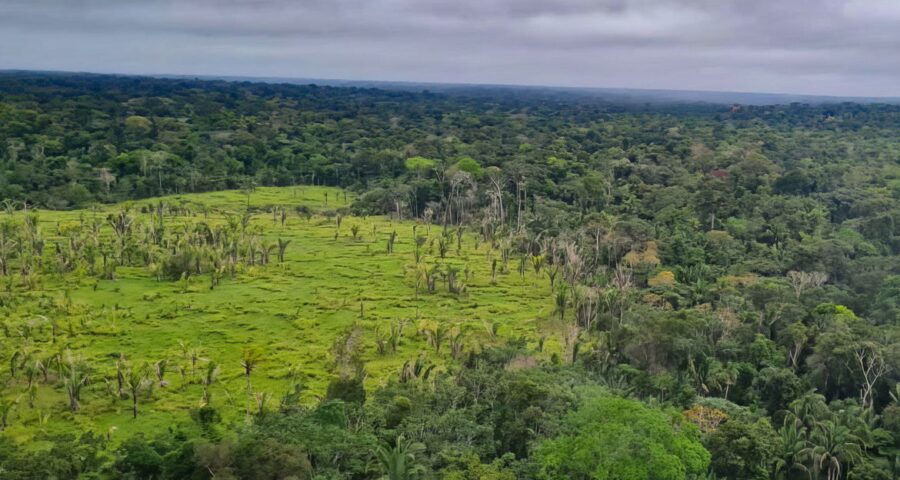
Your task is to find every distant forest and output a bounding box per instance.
[2,72,898,207]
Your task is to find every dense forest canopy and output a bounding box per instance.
[2,73,899,313]
[0,72,898,479]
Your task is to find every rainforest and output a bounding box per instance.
[0,72,898,479]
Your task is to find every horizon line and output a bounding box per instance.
[2,67,900,104]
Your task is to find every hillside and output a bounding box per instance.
[1,186,555,442]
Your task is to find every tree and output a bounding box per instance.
[375,435,426,480]
[536,392,710,480]
[0,396,18,430]
[231,436,313,480]
[754,367,805,415]
[276,238,291,263]
[705,418,779,480]
[124,115,152,135]
[98,167,116,200]
[872,275,900,324]
[804,420,864,480]
[404,157,435,177]
[787,271,828,300]
[0,222,19,276]
[782,322,810,371]
[240,346,263,396]
[124,363,152,418]
[113,434,164,478]
[454,156,483,178]
[774,418,810,480]
[63,354,90,412]
[852,342,889,410]
[485,166,506,226]
[201,361,220,406]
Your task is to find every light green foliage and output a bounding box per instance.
[454,156,483,178]
[536,391,710,480]
[124,115,152,135]
[0,186,553,441]
[404,156,435,175]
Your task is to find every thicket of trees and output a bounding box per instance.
[0,72,899,479]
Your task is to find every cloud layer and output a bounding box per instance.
[2,0,899,96]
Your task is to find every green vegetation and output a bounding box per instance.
[0,186,558,440]
[0,72,898,479]
[536,392,710,479]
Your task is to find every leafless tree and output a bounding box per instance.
[851,342,889,410]
[787,270,828,299]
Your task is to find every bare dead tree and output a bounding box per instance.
[787,270,828,300]
[851,342,888,410]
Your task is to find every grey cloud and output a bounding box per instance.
[1,0,899,96]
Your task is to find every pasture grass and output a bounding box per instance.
[2,186,557,443]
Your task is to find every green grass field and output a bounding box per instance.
[1,186,557,443]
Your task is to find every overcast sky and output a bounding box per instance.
[2,0,899,97]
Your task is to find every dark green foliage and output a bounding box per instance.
[325,375,366,405]
[705,418,779,480]
[0,432,108,479]
[113,434,165,479]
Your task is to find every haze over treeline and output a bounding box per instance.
[3,0,900,97]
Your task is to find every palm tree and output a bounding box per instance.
[259,240,277,265]
[26,384,38,409]
[375,435,426,480]
[388,320,406,353]
[8,345,31,379]
[276,238,291,263]
[0,224,19,276]
[107,208,134,263]
[399,356,435,384]
[63,354,90,412]
[153,359,168,387]
[387,230,398,254]
[554,284,568,322]
[834,404,884,455]
[0,199,19,215]
[124,364,152,418]
[775,417,811,480]
[115,354,127,399]
[177,341,204,382]
[201,361,219,405]
[790,392,829,431]
[23,357,43,389]
[423,325,447,353]
[254,391,269,417]
[240,347,263,395]
[450,328,466,359]
[572,285,600,331]
[0,395,19,429]
[414,263,428,299]
[413,235,426,263]
[804,420,863,480]
[708,362,738,400]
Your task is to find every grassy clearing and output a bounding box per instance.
[1,186,557,443]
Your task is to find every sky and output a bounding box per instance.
[2,0,900,97]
